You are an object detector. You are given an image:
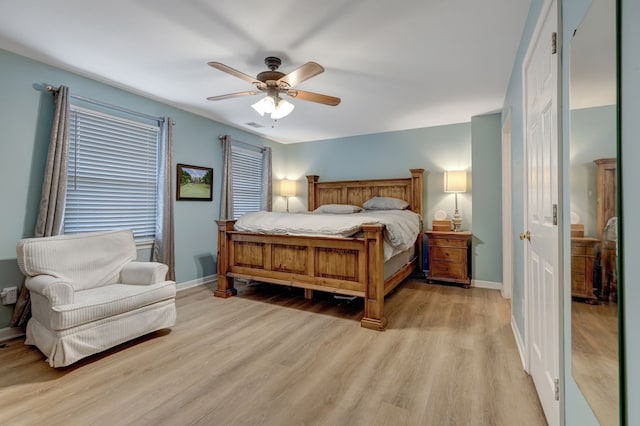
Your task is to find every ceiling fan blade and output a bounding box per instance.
[207,90,260,101]
[286,89,341,106]
[208,62,261,85]
[277,62,324,87]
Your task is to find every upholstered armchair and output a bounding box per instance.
[16,229,176,367]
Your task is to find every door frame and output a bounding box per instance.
[520,0,564,423]
[501,108,513,300]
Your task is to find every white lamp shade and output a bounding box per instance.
[252,96,276,116]
[280,179,296,197]
[271,98,295,119]
[444,171,467,193]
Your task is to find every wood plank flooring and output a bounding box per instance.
[0,279,546,426]
[571,300,619,426]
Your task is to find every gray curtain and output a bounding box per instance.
[153,117,175,281]
[11,85,70,327]
[261,147,272,211]
[220,135,234,219]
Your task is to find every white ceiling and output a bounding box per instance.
[570,0,616,109]
[0,0,531,144]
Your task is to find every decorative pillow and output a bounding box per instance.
[362,196,409,210]
[314,204,363,214]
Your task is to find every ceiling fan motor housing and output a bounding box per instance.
[256,70,285,84]
[257,56,286,85]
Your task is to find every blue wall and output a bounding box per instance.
[0,48,283,328]
[569,105,617,238]
[283,123,473,230]
[471,113,503,284]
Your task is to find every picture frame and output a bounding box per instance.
[177,164,213,201]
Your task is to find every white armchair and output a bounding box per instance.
[16,229,176,367]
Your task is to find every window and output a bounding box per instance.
[64,106,160,242]
[231,144,264,219]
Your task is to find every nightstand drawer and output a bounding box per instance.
[430,262,466,279]
[429,237,468,248]
[571,245,587,256]
[430,246,465,262]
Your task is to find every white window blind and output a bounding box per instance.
[231,145,263,220]
[64,106,160,242]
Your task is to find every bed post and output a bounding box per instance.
[410,168,425,271]
[214,220,238,298]
[410,168,424,217]
[307,175,319,211]
[361,223,387,331]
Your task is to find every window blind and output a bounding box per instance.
[64,106,160,242]
[231,145,263,219]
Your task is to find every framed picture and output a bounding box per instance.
[177,164,213,201]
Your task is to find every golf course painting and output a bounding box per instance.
[177,164,213,201]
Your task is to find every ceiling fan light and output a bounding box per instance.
[271,98,295,119]
[252,96,275,116]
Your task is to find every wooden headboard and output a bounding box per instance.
[306,169,424,217]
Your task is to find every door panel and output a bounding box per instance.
[523,1,560,425]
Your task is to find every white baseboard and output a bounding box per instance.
[0,327,25,342]
[176,274,217,292]
[471,280,502,291]
[511,315,527,371]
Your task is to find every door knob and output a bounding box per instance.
[519,231,531,241]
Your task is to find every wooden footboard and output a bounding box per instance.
[215,169,424,330]
[215,221,413,330]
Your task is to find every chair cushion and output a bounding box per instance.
[48,281,176,330]
[17,230,137,291]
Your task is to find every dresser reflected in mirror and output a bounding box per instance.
[569,0,620,423]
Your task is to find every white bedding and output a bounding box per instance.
[234,210,422,261]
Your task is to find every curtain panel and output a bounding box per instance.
[11,85,70,327]
[219,135,234,220]
[153,117,175,281]
[261,146,272,212]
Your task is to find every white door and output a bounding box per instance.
[523,0,560,425]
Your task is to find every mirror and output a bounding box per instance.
[569,0,620,424]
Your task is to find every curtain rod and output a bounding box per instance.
[219,135,266,152]
[45,85,175,125]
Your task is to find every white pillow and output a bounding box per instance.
[362,196,409,210]
[314,204,363,214]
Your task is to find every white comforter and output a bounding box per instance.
[234,210,422,261]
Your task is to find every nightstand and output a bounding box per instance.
[571,237,599,300]
[425,231,472,288]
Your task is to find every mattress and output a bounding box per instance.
[384,245,416,280]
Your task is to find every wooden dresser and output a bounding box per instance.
[571,237,599,300]
[425,231,472,288]
[595,158,617,302]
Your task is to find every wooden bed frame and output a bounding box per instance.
[215,169,424,330]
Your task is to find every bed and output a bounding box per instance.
[214,169,424,330]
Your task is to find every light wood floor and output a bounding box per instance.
[0,279,546,426]
[571,300,619,426]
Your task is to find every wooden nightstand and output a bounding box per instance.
[425,231,472,288]
[571,237,599,300]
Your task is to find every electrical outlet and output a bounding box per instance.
[1,286,17,305]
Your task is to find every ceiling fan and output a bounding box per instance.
[207,56,341,119]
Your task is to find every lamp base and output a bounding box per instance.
[452,209,462,232]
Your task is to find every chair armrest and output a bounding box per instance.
[26,275,74,306]
[120,261,169,285]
